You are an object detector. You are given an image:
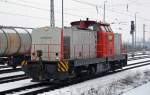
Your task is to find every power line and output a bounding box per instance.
[71,0,133,16]
[0,0,94,19]
[128,0,139,5]
[2,0,150,23]
[71,0,150,22]
[71,0,98,7]
[102,0,139,7]
[1,0,49,11]
[0,9,79,25]
[0,11,49,20]
[20,0,97,14]
[16,0,46,6]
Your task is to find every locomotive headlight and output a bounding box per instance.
[36,50,43,57]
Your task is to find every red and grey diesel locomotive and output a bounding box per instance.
[22,19,127,82]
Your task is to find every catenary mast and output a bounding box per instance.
[50,0,55,27]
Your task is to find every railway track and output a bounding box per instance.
[1,59,150,95]
[127,51,148,56]
[127,60,150,66]
[128,55,150,61]
[0,65,9,69]
[0,53,147,74]
[0,55,147,73]
[0,67,21,74]
[0,74,28,84]
[0,55,147,85]
[0,55,148,84]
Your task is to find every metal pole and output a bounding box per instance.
[103,1,106,23]
[131,21,135,57]
[135,13,137,50]
[143,24,146,54]
[61,0,64,59]
[50,0,55,27]
[62,0,64,30]
[132,30,134,57]
[50,0,51,27]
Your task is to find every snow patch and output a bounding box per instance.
[39,69,150,95]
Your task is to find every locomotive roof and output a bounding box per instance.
[71,20,110,26]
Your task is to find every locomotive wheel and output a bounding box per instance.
[88,66,96,75]
[74,67,82,78]
[120,62,124,69]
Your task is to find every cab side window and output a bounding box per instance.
[100,26,107,32]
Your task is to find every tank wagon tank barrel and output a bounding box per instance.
[0,26,32,56]
[0,26,33,68]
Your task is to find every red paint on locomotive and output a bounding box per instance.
[97,27,114,58]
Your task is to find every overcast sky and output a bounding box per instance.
[0,0,150,42]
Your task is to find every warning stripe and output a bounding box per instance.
[25,61,28,65]
[60,61,67,71]
[58,60,69,72]
[58,63,65,72]
[21,60,28,65]
[62,60,69,69]
[21,60,25,65]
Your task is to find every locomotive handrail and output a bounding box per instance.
[0,25,34,29]
[32,44,61,61]
[32,43,95,61]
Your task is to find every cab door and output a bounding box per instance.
[64,36,70,59]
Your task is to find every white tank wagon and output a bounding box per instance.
[0,26,32,68]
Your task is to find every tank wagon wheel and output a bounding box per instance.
[7,61,17,69]
[12,65,17,69]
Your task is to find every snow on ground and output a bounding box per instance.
[0,71,24,78]
[128,51,150,57]
[0,52,149,94]
[128,54,150,59]
[0,79,37,92]
[0,66,21,71]
[128,52,146,56]
[10,86,49,95]
[122,82,150,95]
[39,64,150,95]
[128,58,150,65]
